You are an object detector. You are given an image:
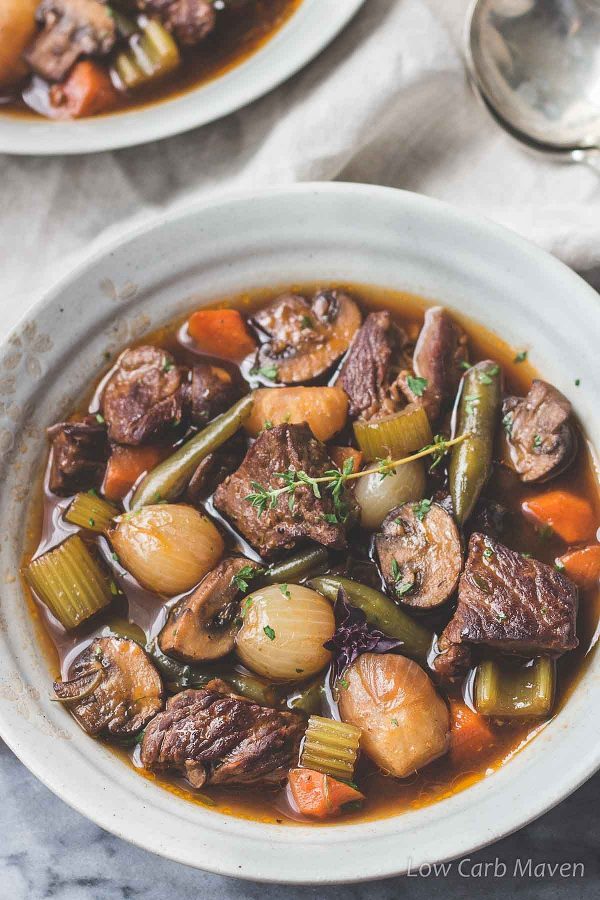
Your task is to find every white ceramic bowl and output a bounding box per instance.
[0,184,599,883]
[0,0,364,155]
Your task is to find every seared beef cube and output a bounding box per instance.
[25,0,116,82]
[213,423,357,557]
[186,362,240,426]
[434,533,578,676]
[399,306,467,422]
[47,415,108,495]
[137,0,216,45]
[101,345,185,445]
[338,311,408,419]
[140,681,304,788]
[503,380,577,483]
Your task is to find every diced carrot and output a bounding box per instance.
[103,445,166,502]
[448,699,494,766]
[558,545,600,588]
[187,309,256,361]
[329,446,363,475]
[48,61,119,120]
[288,768,364,819]
[521,491,596,544]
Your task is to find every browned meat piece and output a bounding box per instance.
[213,423,357,557]
[53,637,163,738]
[502,380,577,483]
[253,290,361,384]
[137,0,216,45]
[338,311,409,419]
[24,0,116,82]
[47,415,108,495]
[185,434,246,505]
[159,557,262,663]
[140,681,304,788]
[375,502,462,609]
[101,345,185,445]
[399,306,467,421]
[433,533,578,677]
[185,362,240,426]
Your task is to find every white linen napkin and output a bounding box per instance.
[1,0,599,334]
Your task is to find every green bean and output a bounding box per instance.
[145,640,193,685]
[287,676,326,716]
[475,657,555,718]
[131,394,254,509]
[261,548,329,586]
[185,670,279,707]
[308,575,432,665]
[449,360,502,525]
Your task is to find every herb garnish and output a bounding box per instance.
[95,413,105,424]
[478,364,500,385]
[406,375,428,397]
[464,395,478,415]
[533,434,543,448]
[514,350,528,364]
[263,625,276,641]
[575,378,581,387]
[502,413,513,436]
[251,363,279,381]
[280,583,291,598]
[232,565,263,594]
[300,316,314,329]
[413,499,431,521]
[391,559,414,597]
[460,360,472,371]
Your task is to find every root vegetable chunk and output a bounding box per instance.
[338,653,450,778]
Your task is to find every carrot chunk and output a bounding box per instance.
[521,491,596,543]
[558,545,600,588]
[448,699,494,766]
[288,768,364,819]
[329,446,363,475]
[187,309,256,361]
[49,61,118,120]
[103,445,166,502]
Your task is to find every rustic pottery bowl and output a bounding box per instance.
[0,0,365,155]
[0,184,599,883]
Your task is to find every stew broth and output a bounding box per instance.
[22,283,600,825]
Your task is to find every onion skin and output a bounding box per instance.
[236,584,334,682]
[354,460,426,529]
[111,504,224,596]
[338,653,450,777]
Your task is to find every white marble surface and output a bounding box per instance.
[1,736,598,899]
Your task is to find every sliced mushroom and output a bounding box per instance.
[24,0,116,82]
[53,637,163,738]
[375,501,462,609]
[253,290,361,384]
[502,379,577,483]
[159,557,262,663]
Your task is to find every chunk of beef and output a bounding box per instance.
[375,502,462,609]
[101,346,185,445]
[433,533,578,676]
[24,0,116,82]
[253,290,361,384]
[47,415,108,495]
[213,423,357,557]
[159,557,262,663]
[140,681,304,787]
[185,434,246,505]
[338,311,409,419]
[136,0,216,45]
[399,306,467,421]
[503,380,577,483]
[185,362,240,427]
[53,637,163,738]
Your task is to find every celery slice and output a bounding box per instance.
[353,405,433,461]
[300,715,361,780]
[25,535,112,630]
[475,657,555,718]
[114,19,181,91]
[65,492,118,534]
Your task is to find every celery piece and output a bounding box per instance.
[65,492,118,534]
[300,715,361,780]
[115,19,181,91]
[475,657,555,718]
[354,405,433,462]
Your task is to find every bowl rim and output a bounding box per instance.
[0,0,365,156]
[1,182,599,883]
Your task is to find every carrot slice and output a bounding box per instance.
[288,768,364,819]
[329,446,363,475]
[521,491,596,543]
[448,699,494,766]
[187,309,256,361]
[558,545,600,588]
[103,445,166,502]
[48,61,118,120]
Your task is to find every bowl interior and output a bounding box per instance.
[0,184,599,883]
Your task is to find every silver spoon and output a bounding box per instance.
[466,0,600,169]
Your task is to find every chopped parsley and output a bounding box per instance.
[460,360,472,371]
[496,611,508,622]
[232,565,263,594]
[483,547,494,559]
[464,395,478,415]
[338,677,349,690]
[413,499,432,522]
[88,517,95,527]
[406,375,428,397]
[300,315,314,329]
[390,718,399,728]
[478,364,500,385]
[555,558,565,572]
[111,551,120,563]
[87,488,98,496]
[502,413,513,436]
[109,579,119,596]
[263,625,276,641]
[575,378,581,387]
[514,350,528,364]
[391,560,414,597]
[95,413,105,424]
[533,434,543,448]
[251,363,279,381]
[280,583,291,598]
[163,360,174,373]
[262,419,274,431]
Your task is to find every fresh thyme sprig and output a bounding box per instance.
[245,433,468,518]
